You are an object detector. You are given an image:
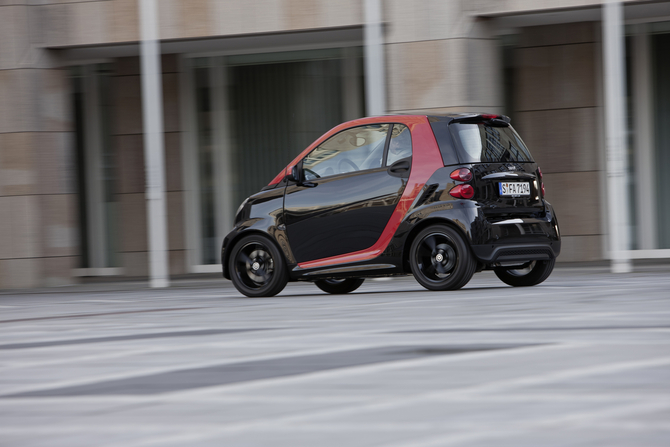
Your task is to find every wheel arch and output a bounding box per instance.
[222,228,288,280]
[401,217,474,273]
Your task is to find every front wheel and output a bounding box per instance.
[494,259,555,287]
[229,234,288,297]
[314,278,365,294]
[409,225,476,291]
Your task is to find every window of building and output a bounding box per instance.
[71,64,119,270]
[627,22,670,252]
[652,31,670,248]
[184,48,365,269]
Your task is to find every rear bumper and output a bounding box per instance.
[471,241,560,264]
[470,201,561,264]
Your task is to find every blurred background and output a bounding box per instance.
[1,0,670,289]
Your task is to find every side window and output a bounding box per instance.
[303,124,390,180]
[386,124,412,166]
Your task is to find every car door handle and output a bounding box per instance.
[388,159,411,177]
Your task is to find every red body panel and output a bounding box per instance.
[277,115,444,269]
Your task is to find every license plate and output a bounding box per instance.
[499,182,530,197]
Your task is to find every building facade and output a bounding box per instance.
[1,0,669,288]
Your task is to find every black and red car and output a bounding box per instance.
[222,114,560,297]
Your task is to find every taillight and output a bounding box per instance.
[449,168,473,182]
[449,184,474,199]
[449,168,474,199]
[538,167,545,197]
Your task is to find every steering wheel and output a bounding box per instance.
[303,168,320,179]
[338,158,359,173]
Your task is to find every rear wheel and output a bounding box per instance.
[410,225,476,291]
[314,278,365,294]
[494,259,555,287]
[229,234,288,297]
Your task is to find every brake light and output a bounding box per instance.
[480,114,499,120]
[449,184,474,199]
[449,168,473,182]
[538,167,545,197]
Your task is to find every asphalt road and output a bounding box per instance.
[1,266,669,446]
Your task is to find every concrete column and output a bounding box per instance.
[602,0,632,273]
[139,0,169,287]
[364,0,386,116]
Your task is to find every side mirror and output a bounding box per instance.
[288,165,301,183]
[287,163,316,188]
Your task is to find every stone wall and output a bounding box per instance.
[0,3,78,288]
[385,0,503,115]
[111,55,186,277]
[512,22,603,262]
[42,0,363,48]
[471,0,605,16]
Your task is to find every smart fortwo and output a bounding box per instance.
[222,114,561,297]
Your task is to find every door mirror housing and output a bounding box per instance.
[288,164,301,183]
[287,163,316,187]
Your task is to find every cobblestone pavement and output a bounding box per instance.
[1,267,669,446]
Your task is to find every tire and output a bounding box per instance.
[314,278,365,294]
[494,259,555,287]
[228,234,288,297]
[409,224,476,291]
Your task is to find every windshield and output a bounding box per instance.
[449,123,534,163]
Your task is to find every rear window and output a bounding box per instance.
[449,123,534,163]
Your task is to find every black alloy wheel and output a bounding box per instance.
[410,224,476,291]
[229,234,288,297]
[494,259,555,287]
[314,278,365,294]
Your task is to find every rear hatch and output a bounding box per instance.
[449,117,544,217]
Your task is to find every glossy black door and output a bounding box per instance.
[284,123,412,264]
[284,168,406,263]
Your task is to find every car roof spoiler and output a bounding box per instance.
[449,114,511,126]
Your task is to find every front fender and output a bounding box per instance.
[221,188,294,279]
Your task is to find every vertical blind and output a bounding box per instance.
[228,58,345,213]
[653,33,670,248]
